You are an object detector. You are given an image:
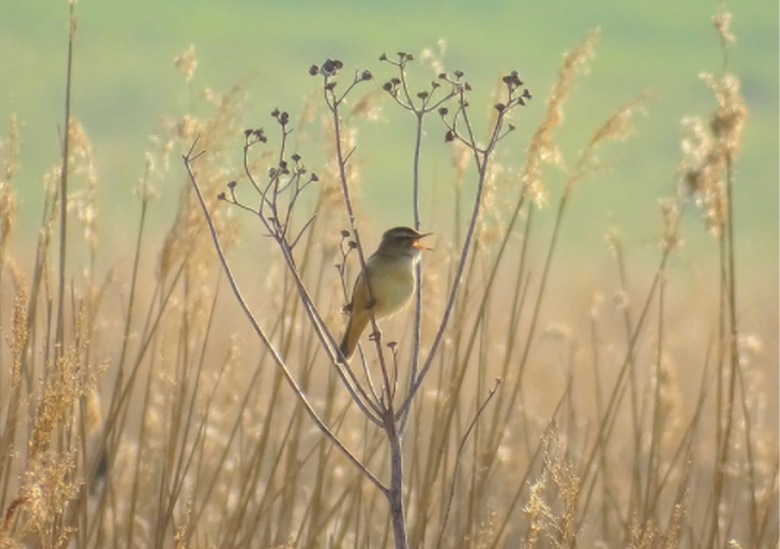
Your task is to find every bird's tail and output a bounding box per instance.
[339,313,369,360]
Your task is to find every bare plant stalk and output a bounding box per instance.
[318,60,411,549]
[399,70,530,424]
[55,2,77,361]
[191,57,530,549]
[184,142,386,495]
[434,378,502,549]
[380,54,461,404]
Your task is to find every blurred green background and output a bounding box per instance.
[1,0,777,274]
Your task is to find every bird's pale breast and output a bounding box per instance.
[365,254,416,318]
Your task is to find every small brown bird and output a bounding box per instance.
[339,227,431,360]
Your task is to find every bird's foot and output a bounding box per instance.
[368,327,382,343]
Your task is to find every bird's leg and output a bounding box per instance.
[368,329,382,341]
[367,312,382,344]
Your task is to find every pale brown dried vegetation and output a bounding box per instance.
[0,8,775,549]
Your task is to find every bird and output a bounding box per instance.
[339,226,431,360]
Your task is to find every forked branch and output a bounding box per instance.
[183,139,387,495]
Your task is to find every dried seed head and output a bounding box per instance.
[712,10,735,46]
[174,45,198,82]
[658,197,681,251]
[702,73,746,154]
[590,291,605,320]
[320,58,338,76]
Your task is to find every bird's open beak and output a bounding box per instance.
[413,233,433,250]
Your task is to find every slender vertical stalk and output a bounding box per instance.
[55,3,76,359]
[388,427,409,549]
[409,111,425,413]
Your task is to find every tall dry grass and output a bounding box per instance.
[0,5,777,549]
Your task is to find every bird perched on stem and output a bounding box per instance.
[339,226,431,360]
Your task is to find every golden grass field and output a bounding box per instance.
[0,7,777,549]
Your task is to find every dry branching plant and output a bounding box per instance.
[184,51,531,549]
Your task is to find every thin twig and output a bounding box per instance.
[183,147,386,494]
[434,378,503,549]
